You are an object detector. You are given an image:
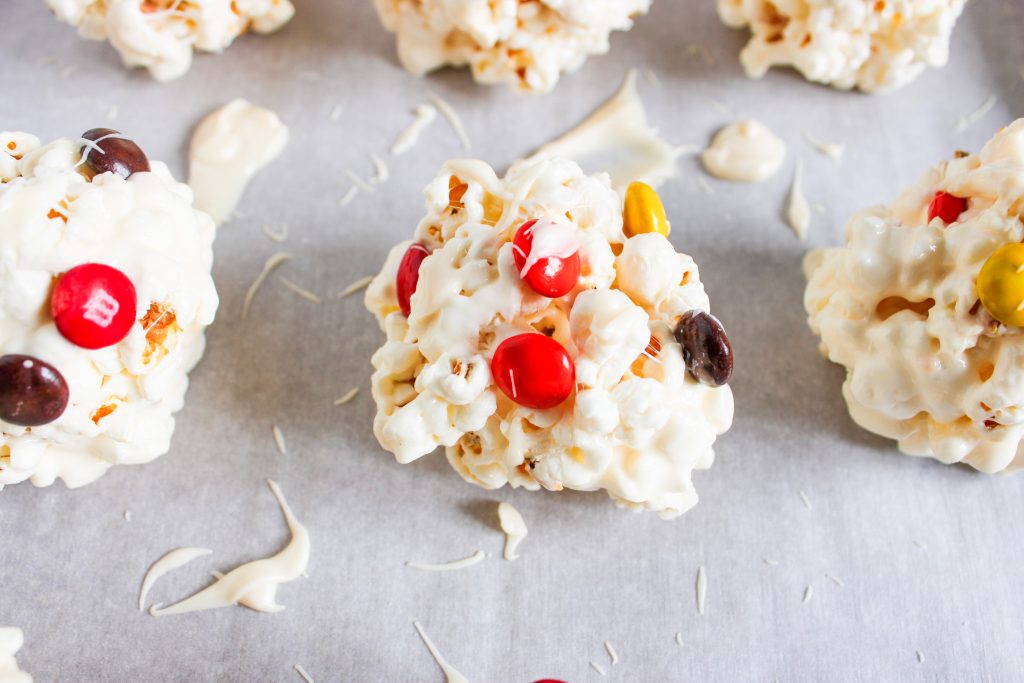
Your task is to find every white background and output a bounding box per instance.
[3,1,1024,681]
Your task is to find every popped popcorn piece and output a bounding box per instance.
[373,0,652,94]
[805,119,1024,472]
[717,0,966,92]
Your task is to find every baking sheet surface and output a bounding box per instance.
[2,1,1024,681]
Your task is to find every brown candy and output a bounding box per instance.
[80,128,151,180]
[674,311,733,387]
[0,354,70,427]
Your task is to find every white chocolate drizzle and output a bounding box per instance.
[955,95,997,133]
[278,277,322,304]
[428,92,471,151]
[696,565,707,615]
[149,480,309,617]
[516,219,580,279]
[413,621,470,683]
[787,161,811,240]
[804,134,844,163]
[392,105,438,156]
[138,547,213,610]
[189,99,289,225]
[406,550,485,571]
[339,276,374,298]
[272,425,288,455]
[242,252,293,320]
[530,70,683,192]
[333,388,360,406]
[604,641,619,666]
[497,502,527,561]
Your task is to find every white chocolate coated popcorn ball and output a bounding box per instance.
[805,119,1024,472]
[366,157,734,518]
[44,0,295,81]
[717,0,966,92]
[0,130,218,490]
[373,0,651,93]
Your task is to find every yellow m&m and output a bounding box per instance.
[623,181,670,238]
[977,243,1024,327]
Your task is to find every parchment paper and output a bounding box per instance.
[2,1,1023,681]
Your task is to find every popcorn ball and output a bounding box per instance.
[44,0,295,81]
[365,157,734,518]
[372,0,652,94]
[716,0,966,92]
[0,129,219,489]
[805,119,1024,472]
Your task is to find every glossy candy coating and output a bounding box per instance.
[52,263,138,349]
[491,333,575,409]
[623,181,670,238]
[80,128,151,179]
[674,311,733,386]
[927,191,968,225]
[396,243,431,317]
[0,354,70,427]
[978,243,1024,327]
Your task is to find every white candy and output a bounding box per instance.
[373,0,652,93]
[0,132,218,490]
[365,157,733,518]
[805,119,1024,472]
[717,0,966,92]
[45,0,295,81]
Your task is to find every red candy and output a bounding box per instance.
[396,243,430,317]
[512,219,581,298]
[51,263,137,349]
[491,333,575,410]
[928,191,968,225]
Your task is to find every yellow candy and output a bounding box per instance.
[623,181,670,238]
[977,243,1024,327]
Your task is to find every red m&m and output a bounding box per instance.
[491,333,575,410]
[512,219,581,298]
[396,243,430,317]
[51,263,137,349]
[928,191,968,225]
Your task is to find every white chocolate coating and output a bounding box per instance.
[805,119,1024,472]
[0,132,218,490]
[717,0,966,92]
[373,0,651,93]
[0,628,31,683]
[701,120,786,183]
[365,157,733,518]
[44,0,295,81]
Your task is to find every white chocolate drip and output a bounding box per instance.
[138,547,213,610]
[531,70,683,192]
[188,99,289,225]
[497,502,527,561]
[149,480,309,616]
[701,120,786,182]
